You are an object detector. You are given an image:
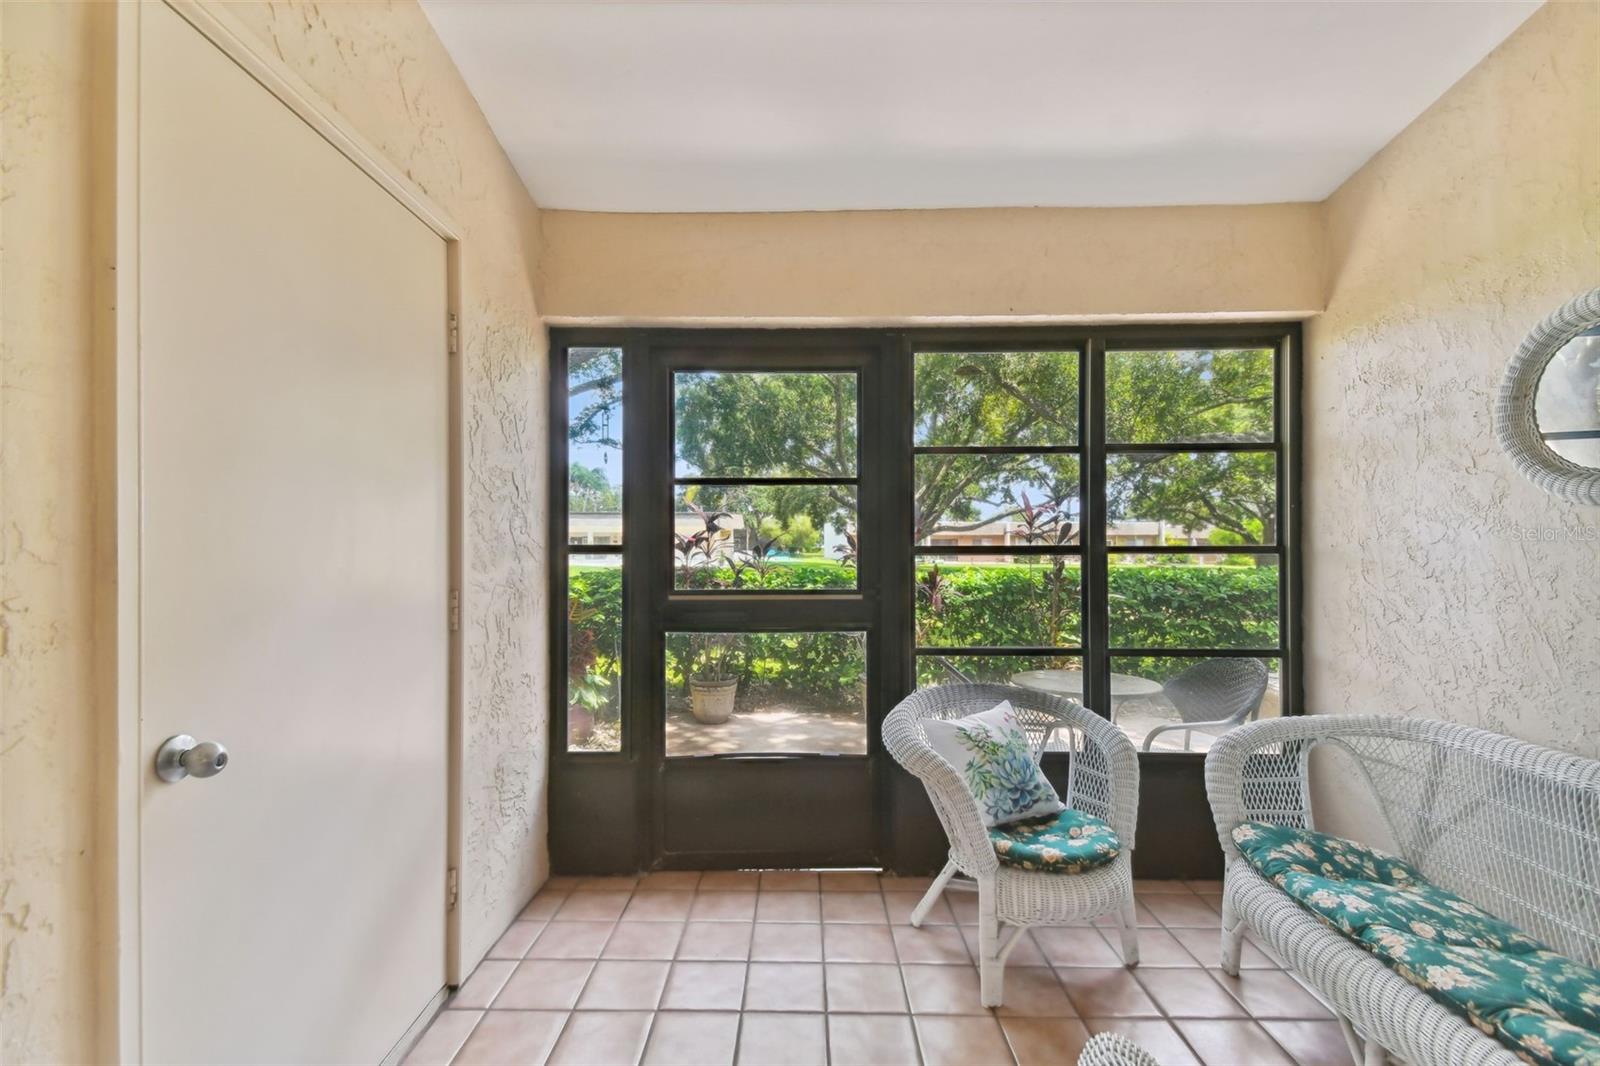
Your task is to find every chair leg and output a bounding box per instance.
[1113,893,1140,966]
[1220,888,1246,976]
[1334,1016,1373,1066]
[910,859,958,929]
[977,881,1004,1007]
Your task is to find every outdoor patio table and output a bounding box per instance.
[1009,669,1163,706]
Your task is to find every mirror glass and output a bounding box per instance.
[1534,326,1600,467]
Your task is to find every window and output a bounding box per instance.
[553,330,1298,766]
[913,349,1084,693]
[550,328,1299,875]
[565,347,624,752]
[1102,347,1284,751]
[663,631,867,756]
[672,371,859,592]
[912,341,1293,754]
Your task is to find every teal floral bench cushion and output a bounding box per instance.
[1233,822,1600,1066]
[990,808,1121,874]
[1232,820,1423,886]
[1376,930,1600,1066]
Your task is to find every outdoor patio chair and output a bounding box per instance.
[936,656,975,683]
[884,683,1140,1006]
[1141,656,1268,752]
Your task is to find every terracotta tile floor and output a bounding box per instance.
[405,874,1349,1066]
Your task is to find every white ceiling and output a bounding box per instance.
[421,0,1540,213]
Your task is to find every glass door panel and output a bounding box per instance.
[664,631,868,756]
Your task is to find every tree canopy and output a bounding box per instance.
[570,348,1278,547]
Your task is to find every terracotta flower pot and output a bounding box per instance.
[688,677,738,724]
[567,704,595,744]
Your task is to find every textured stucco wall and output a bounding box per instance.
[1305,0,1600,772]
[0,2,549,1060]
[0,4,114,1061]
[540,202,1326,322]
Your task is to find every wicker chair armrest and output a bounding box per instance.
[883,701,1001,876]
[1204,716,1327,860]
[1062,702,1140,850]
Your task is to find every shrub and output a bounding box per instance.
[568,559,1278,724]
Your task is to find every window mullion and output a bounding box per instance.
[1083,336,1111,720]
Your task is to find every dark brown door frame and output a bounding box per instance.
[646,335,893,869]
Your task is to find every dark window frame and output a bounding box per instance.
[910,343,1086,673]
[548,323,1302,872]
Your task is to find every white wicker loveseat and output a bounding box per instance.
[1206,715,1600,1066]
[885,683,1140,1007]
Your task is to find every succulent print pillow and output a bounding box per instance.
[924,701,1064,828]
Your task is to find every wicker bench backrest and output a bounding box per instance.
[1210,716,1600,967]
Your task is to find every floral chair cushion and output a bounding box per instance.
[924,700,1063,827]
[1233,821,1600,1066]
[990,808,1121,874]
[1231,821,1423,886]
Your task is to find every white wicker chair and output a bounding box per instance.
[1206,715,1600,1066]
[885,683,1140,1006]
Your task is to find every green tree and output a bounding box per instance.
[569,463,620,512]
[1104,348,1276,545]
[569,347,622,452]
[576,348,1278,548]
[673,354,1087,540]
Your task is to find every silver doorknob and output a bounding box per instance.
[156,734,230,782]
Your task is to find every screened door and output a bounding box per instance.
[646,339,897,866]
[550,333,906,871]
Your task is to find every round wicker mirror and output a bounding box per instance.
[1493,288,1600,505]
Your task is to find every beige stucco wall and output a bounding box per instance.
[0,2,550,1060]
[1304,0,1600,780]
[1,3,114,1061]
[539,203,1326,322]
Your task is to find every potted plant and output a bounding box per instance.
[687,632,740,724]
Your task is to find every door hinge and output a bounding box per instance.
[447,867,459,911]
[448,312,459,356]
[449,588,460,632]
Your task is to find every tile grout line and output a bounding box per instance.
[630,890,663,1066]
[818,890,832,1066]
[1113,887,1310,1066]
[731,893,755,1066]
[881,878,930,1066]
[440,1001,489,1066]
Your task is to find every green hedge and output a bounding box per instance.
[675,558,855,591]
[915,561,1276,684]
[568,560,1278,728]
